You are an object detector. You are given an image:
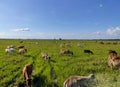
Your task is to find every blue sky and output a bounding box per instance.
[0,0,120,39]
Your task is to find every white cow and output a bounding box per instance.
[63,74,95,87]
[5,46,16,53]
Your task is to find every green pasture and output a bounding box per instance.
[0,39,120,87]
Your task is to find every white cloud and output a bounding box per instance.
[106,27,120,36]
[1,26,120,39]
[12,28,30,32]
[0,32,6,36]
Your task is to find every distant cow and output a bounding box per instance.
[63,74,95,87]
[5,45,16,53]
[41,52,51,62]
[65,43,72,47]
[18,45,25,49]
[99,41,104,44]
[5,48,16,53]
[84,50,93,54]
[19,48,27,55]
[18,45,27,55]
[23,64,33,87]
[60,49,73,55]
[77,43,84,48]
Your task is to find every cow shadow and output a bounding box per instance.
[32,74,45,87]
[14,82,26,87]
[50,59,56,63]
[24,54,31,57]
[32,74,53,87]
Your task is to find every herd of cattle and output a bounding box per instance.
[4,42,120,87]
[5,45,27,55]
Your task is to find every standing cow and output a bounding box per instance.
[23,64,33,87]
[108,50,120,69]
[19,48,27,55]
[84,50,93,54]
[18,45,27,55]
[41,52,51,62]
[60,49,73,55]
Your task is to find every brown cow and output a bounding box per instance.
[60,49,73,55]
[108,50,120,69]
[19,48,27,55]
[23,64,33,87]
[63,74,95,87]
[41,52,51,62]
[18,45,25,49]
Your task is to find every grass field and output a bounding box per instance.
[0,39,120,87]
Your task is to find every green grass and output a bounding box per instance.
[0,39,120,87]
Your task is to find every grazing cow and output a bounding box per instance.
[108,50,120,69]
[65,43,72,47]
[18,45,27,55]
[99,41,104,44]
[5,48,15,53]
[18,45,25,49]
[5,45,16,53]
[60,49,73,55]
[60,44,65,48]
[77,43,84,48]
[20,41,23,43]
[112,42,117,45]
[19,48,27,55]
[23,64,33,87]
[41,52,51,62]
[84,50,93,54]
[63,74,95,87]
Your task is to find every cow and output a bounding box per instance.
[108,50,120,69]
[63,74,95,87]
[77,43,84,48]
[5,45,16,53]
[18,45,25,49]
[41,52,51,62]
[84,50,93,54]
[60,49,73,55]
[18,45,27,55]
[65,43,72,47]
[108,50,117,55]
[23,64,33,87]
[99,41,104,44]
[19,48,27,55]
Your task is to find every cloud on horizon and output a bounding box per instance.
[88,26,120,39]
[1,26,120,39]
[12,28,30,32]
[106,27,120,36]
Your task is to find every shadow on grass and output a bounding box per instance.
[32,74,53,87]
[24,54,31,57]
[14,82,26,87]
[50,59,56,63]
